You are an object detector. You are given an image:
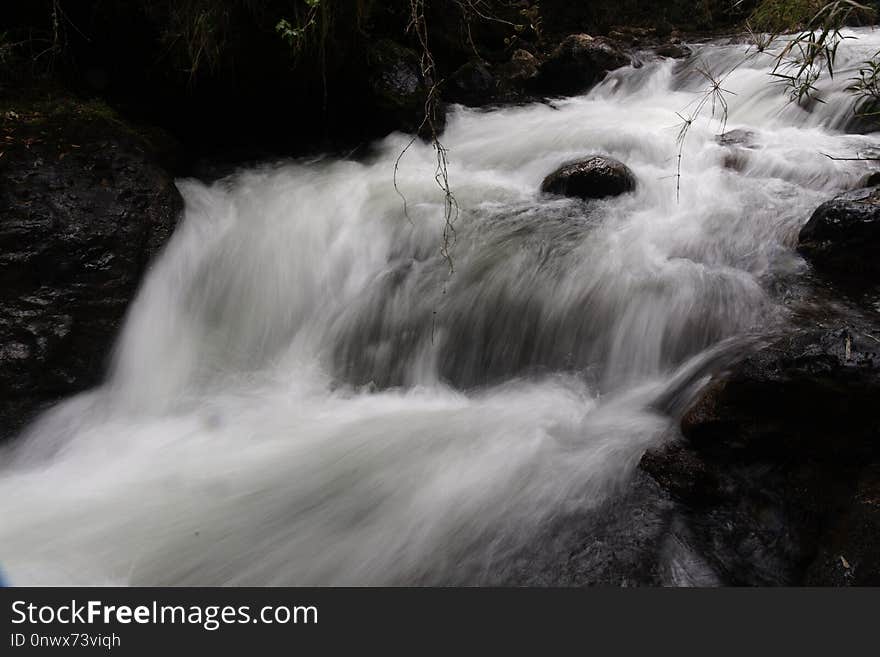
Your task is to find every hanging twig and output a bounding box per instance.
[394,0,460,276]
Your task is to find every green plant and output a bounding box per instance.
[275,0,324,56]
[749,0,826,32]
[671,1,880,201]
[496,1,543,49]
[141,0,236,79]
[768,1,874,103]
[850,50,880,116]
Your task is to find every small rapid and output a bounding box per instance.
[2,30,879,585]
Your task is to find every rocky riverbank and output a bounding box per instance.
[0,96,182,438]
[639,178,880,585]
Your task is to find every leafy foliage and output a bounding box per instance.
[850,51,880,115]
[275,0,325,56]
[749,0,826,32]
[765,1,875,102]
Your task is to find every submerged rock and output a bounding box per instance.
[798,187,880,282]
[541,156,637,200]
[0,98,182,438]
[532,34,629,96]
[655,43,692,59]
[641,326,880,584]
[717,129,760,171]
[717,129,757,148]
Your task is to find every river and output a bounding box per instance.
[2,30,879,585]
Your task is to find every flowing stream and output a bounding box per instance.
[2,30,880,585]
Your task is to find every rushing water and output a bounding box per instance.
[3,31,880,585]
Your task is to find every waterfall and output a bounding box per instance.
[2,30,879,585]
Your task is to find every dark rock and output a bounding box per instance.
[717,129,757,148]
[0,99,182,439]
[640,442,720,502]
[496,473,683,586]
[803,462,880,585]
[480,50,542,105]
[721,153,748,172]
[641,326,880,584]
[797,187,880,282]
[446,60,496,107]
[608,26,656,47]
[718,129,759,171]
[532,34,629,96]
[863,171,880,187]
[541,156,637,200]
[505,49,540,82]
[444,50,542,108]
[366,39,438,135]
[655,43,693,59]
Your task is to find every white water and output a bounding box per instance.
[3,31,880,585]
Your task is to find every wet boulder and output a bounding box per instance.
[861,170,880,187]
[532,34,629,96]
[797,186,880,282]
[717,129,757,148]
[446,50,543,108]
[0,98,182,439]
[717,129,760,171]
[654,42,692,59]
[641,326,880,584]
[366,39,438,135]
[608,26,656,47]
[490,50,540,103]
[446,60,496,107]
[504,49,540,83]
[541,156,637,200]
